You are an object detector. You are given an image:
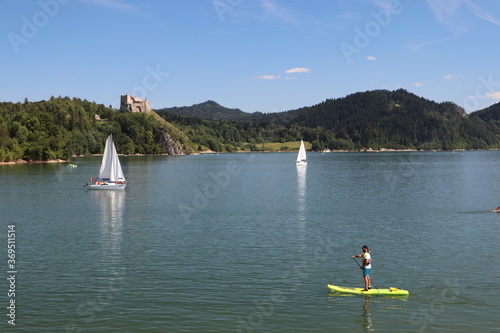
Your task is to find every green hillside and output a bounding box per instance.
[157,101,254,121]
[470,102,500,122]
[156,89,500,152]
[291,89,497,150]
[0,97,193,162]
[3,90,500,162]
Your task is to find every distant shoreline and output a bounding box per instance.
[198,148,496,154]
[0,159,68,165]
[1,148,497,165]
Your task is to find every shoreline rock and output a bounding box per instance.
[0,159,68,165]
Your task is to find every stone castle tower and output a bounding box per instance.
[119,95,151,113]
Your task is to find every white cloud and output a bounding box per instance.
[371,0,402,12]
[444,74,456,80]
[256,75,281,80]
[414,82,424,87]
[366,56,377,61]
[407,36,454,52]
[426,0,462,27]
[425,0,500,30]
[285,67,311,73]
[486,92,500,100]
[336,11,360,21]
[80,0,163,23]
[467,1,500,26]
[261,0,296,24]
[81,0,141,14]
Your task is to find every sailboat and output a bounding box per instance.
[296,139,307,166]
[85,135,126,190]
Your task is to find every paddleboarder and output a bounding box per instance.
[352,245,371,291]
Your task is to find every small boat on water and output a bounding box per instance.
[296,140,307,166]
[85,135,126,190]
[327,284,409,296]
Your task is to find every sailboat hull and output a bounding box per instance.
[86,135,127,190]
[86,183,126,190]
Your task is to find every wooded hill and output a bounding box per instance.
[157,89,500,152]
[2,89,500,162]
[161,100,254,122]
[0,97,193,162]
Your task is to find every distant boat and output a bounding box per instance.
[296,140,307,166]
[85,135,126,190]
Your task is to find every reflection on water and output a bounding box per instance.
[296,165,306,223]
[326,292,412,332]
[90,190,125,261]
[363,296,374,332]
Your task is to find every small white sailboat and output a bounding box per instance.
[296,139,308,166]
[85,135,126,190]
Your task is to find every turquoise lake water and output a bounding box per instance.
[1,151,499,332]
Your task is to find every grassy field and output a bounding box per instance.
[198,141,312,153]
[260,141,311,152]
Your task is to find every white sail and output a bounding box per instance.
[99,135,125,182]
[86,135,126,190]
[296,140,307,165]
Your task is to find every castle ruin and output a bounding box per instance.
[119,95,151,113]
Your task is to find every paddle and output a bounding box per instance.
[353,256,362,268]
[353,258,379,294]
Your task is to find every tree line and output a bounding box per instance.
[2,89,500,162]
[157,89,500,152]
[0,97,191,162]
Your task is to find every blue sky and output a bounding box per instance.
[2,0,500,113]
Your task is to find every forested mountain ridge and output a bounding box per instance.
[0,97,193,162]
[2,90,500,162]
[471,102,500,122]
[157,101,255,122]
[156,89,500,151]
[290,89,489,149]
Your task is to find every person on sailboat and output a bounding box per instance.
[352,245,372,291]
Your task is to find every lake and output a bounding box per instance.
[1,151,499,332]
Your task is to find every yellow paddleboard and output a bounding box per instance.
[327,284,409,296]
